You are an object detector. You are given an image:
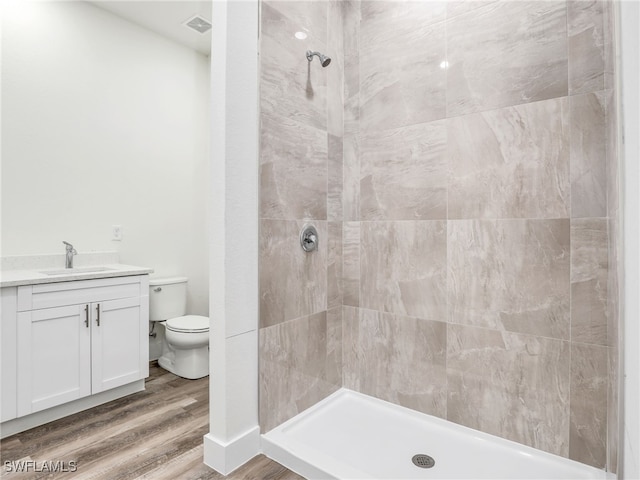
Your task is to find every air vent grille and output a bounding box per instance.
[184,15,212,34]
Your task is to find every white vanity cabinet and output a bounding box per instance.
[15,275,149,417]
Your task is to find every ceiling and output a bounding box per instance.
[89,1,212,56]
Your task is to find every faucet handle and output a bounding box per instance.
[62,241,77,253]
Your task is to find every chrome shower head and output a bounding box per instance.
[306,50,331,67]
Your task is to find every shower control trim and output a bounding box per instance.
[300,224,319,253]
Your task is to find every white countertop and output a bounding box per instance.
[0,263,154,288]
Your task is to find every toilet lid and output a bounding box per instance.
[166,315,209,333]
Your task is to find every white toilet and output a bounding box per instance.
[149,277,209,379]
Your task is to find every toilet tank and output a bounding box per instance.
[149,277,188,321]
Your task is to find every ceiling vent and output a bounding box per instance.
[184,15,212,34]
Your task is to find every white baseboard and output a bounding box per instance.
[203,425,260,475]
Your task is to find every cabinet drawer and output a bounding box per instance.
[17,276,148,312]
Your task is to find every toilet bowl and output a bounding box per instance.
[149,277,209,380]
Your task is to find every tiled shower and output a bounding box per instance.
[258,0,619,472]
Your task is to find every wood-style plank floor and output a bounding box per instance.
[1,362,304,480]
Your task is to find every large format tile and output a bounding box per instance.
[605,82,619,354]
[446,0,498,19]
[447,324,570,456]
[326,306,343,388]
[260,113,328,220]
[605,73,619,470]
[342,306,360,390]
[448,98,569,219]
[570,92,607,218]
[360,221,447,320]
[607,216,619,349]
[605,87,618,223]
[607,346,619,473]
[327,221,343,309]
[328,134,343,221]
[343,221,360,307]
[259,312,340,432]
[260,3,327,131]
[571,219,608,345]
[359,1,446,131]
[448,219,570,340]
[361,0,446,31]
[327,0,344,138]
[259,220,327,328]
[569,343,607,468]
[343,0,360,136]
[360,120,447,220]
[447,1,567,116]
[568,0,605,95]
[265,1,327,43]
[345,308,447,418]
[603,0,616,91]
[343,134,360,221]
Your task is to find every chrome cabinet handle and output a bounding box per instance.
[96,304,100,326]
[84,305,89,328]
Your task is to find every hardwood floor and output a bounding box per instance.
[1,362,304,480]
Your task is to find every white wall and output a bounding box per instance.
[204,0,260,474]
[621,1,640,477]
[1,1,210,315]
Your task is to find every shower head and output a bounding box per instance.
[306,50,331,67]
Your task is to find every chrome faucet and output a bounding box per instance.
[63,241,77,269]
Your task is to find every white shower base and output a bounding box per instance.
[262,389,608,480]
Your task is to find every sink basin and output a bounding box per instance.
[40,267,115,276]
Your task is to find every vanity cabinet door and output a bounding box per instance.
[13,275,149,420]
[17,304,92,416]
[90,297,149,393]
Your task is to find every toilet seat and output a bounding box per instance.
[166,315,209,333]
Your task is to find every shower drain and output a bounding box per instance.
[412,454,435,469]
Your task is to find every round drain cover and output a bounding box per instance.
[412,454,435,469]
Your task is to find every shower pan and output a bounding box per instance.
[262,390,607,479]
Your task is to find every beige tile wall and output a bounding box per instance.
[603,0,620,472]
[339,0,617,470]
[258,0,344,433]
[259,0,619,471]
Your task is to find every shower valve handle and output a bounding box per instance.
[300,225,319,253]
